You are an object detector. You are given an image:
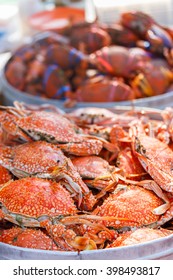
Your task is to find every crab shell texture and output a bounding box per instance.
[93,185,163,228]
[0,141,99,212]
[116,147,146,179]
[15,111,81,143]
[0,141,80,177]
[0,165,12,185]
[107,227,172,248]
[133,132,173,192]
[0,227,60,250]
[0,177,77,227]
[71,156,115,179]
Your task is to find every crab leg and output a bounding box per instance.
[57,139,103,156]
[42,214,135,250]
[156,202,173,226]
[49,159,96,210]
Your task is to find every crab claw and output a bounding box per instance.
[40,219,98,251]
[50,159,96,210]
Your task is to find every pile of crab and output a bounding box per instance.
[0,102,173,252]
[4,10,173,106]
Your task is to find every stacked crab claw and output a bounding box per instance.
[0,102,173,252]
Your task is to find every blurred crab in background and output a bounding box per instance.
[4,10,173,107]
[120,11,173,65]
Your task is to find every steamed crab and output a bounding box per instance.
[93,184,164,229]
[0,227,60,251]
[0,165,12,185]
[0,141,97,210]
[107,227,172,248]
[0,105,120,155]
[0,177,117,251]
[71,155,119,191]
[131,122,173,193]
[120,11,173,58]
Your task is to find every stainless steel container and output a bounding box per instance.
[1,233,173,260]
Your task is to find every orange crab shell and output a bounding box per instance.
[0,227,60,250]
[131,129,173,193]
[93,185,164,228]
[90,46,151,78]
[131,62,173,98]
[15,111,81,144]
[71,156,115,179]
[75,76,135,103]
[116,147,147,180]
[45,44,88,71]
[2,141,75,177]
[0,165,12,185]
[107,228,172,248]
[5,57,26,90]
[69,25,111,54]
[0,177,77,226]
[0,140,97,211]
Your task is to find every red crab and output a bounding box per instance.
[0,227,60,251]
[74,76,135,102]
[66,107,140,128]
[101,23,139,47]
[120,11,173,56]
[45,44,88,72]
[130,62,173,98]
[71,155,119,191]
[5,57,26,91]
[90,46,151,78]
[130,122,173,193]
[107,227,172,248]
[0,141,97,210]
[93,184,164,228]
[42,64,72,100]
[116,147,148,180]
[69,24,111,54]
[0,177,112,251]
[0,107,104,155]
[0,165,12,185]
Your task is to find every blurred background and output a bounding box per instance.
[1,0,173,108]
[0,0,173,53]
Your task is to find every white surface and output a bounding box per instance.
[92,0,173,25]
[0,4,21,52]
